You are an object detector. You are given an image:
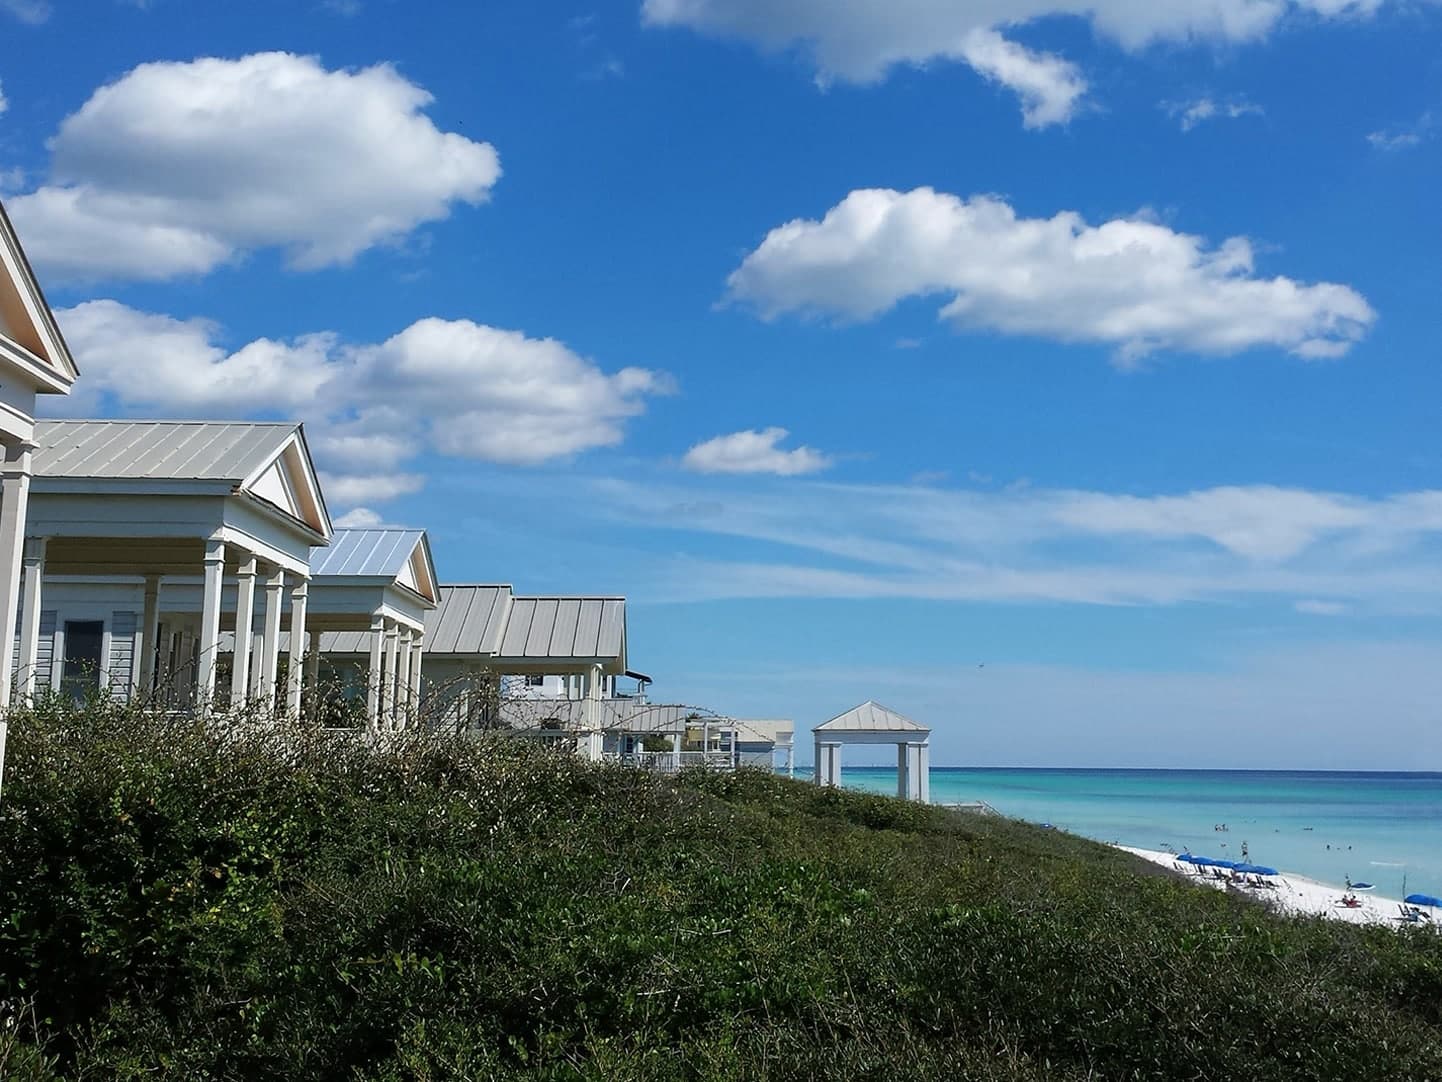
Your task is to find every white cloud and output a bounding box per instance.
[7,52,500,282]
[642,0,1389,126]
[1163,96,1264,131]
[579,473,1442,609]
[0,79,7,115]
[333,507,387,528]
[958,29,1086,129]
[0,0,49,24]
[1367,111,1434,151]
[726,187,1375,362]
[682,427,831,475]
[1294,599,1348,615]
[51,302,670,510]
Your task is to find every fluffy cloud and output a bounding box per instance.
[642,0,1388,126]
[0,80,7,115]
[682,427,831,475]
[1163,96,1264,131]
[8,52,500,282]
[957,29,1085,129]
[586,473,1442,608]
[51,302,669,509]
[348,319,672,466]
[726,187,1375,362]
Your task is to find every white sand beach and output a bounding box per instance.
[1117,845,1431,928]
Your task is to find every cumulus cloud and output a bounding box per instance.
[51,302,670,511]
[1163,96,1264,131]
[1367,110,1434,151]
[682,427,831,475]
[957,29,1086,129]
[726,187,1375,363]
[642,0,1389,126]
[8,52,500,282]
[333,507,388,529]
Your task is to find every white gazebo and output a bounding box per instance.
[18,420,331,711]
[0,200,78,787]
[813,701,931,802]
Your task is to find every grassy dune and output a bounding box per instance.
[0,701,1438,1080]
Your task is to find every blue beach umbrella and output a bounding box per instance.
[1405,894,1442,908]
[1233,864,1278,876]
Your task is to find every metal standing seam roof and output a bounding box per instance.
[310,528,427,579]
[498,596,625,660]
[426,585,513,655]
[32,419,298,482]
[290,588,625,661]
[814,701,930,733]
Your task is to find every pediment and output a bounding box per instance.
[0,199,79,389]
[239,430,331,540]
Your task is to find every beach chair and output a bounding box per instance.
[1398,905,1424,924]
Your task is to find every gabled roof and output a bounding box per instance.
[498,595,626,662]
[814,701,929,733]
[0,197,78,391]
[311,528,437,603]
[427,584,512,654]
[32,419,332,539]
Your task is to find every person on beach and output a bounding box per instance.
[1240,841,1249,861]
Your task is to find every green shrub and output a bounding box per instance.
[0,698,1437,1079]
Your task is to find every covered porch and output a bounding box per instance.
[17,420,331,712]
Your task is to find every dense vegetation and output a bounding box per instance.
[0,700,1438,1080]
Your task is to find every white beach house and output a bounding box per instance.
[17,420,331,710]
[0,203,80,718]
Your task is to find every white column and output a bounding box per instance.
[672,731,684,772]
[259,567,284,709]
[394,627,412,729]
[230,555,257,709]
[919,743,931,803]
[827,743,842,787]
[365,615,384,730]
[786,740,795,778]
[408,635,424,721]
[813,737,823,785]
[17,537,45,700]
[0,440,35,711]
[196,538,226,707]
[384,620,400,729]
[584,663,603,759]
[138,575,161,698]
[897,742,910,800]
[285,578,308,715]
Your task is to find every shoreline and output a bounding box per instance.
[1116,845,1427,927]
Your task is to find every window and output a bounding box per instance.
[61,620,105,704]
[524,674,545,687]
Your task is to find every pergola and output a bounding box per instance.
[813,701,931,802]
[0,200,78,787]
[19,420,331,711]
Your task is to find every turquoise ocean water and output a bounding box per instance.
[834,768,1442,897]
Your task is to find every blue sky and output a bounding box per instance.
[2,0,1440,768]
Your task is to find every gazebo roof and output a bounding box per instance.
[814,700,929,734]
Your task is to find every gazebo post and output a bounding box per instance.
[896,742,910,800]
